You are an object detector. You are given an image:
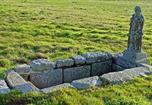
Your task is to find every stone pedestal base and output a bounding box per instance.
[114,49,149,69]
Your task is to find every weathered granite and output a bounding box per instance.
[112,64,125,71]
[15,64,31,74]
[41,83,74,93]
[114,6,148,69]
[81,52,112,64]
[64,66,91,83]
[56,59,74,68]
[128,6,144,53]
[6,70,39,93]
[0,80,10,94]
[30,59,55,72]
[72,55,86,65]
[71,76,102,89]
[100,67,152,85]
[91,61,112,76]
[139,63,152,70]
[30,69,62,89]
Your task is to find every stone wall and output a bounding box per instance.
[16,52,113,89]
[1,51,152,94]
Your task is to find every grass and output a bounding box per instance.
[0,0,152,73]
[0,0,152,104]
[1,74,152,105]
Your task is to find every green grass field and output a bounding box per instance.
[0,0,152,104]
[0,0,152,74]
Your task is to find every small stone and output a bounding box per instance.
[56,59,74,68]
[0,80,10,94]
[6,70,39,93]
[30,59,55,72]
[71,76,102,89]
[81,52,112,64]
[41,83,74,93]
[15,64,31,74]
[72,55,86,65]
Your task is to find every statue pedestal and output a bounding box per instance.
[115,49,149,69]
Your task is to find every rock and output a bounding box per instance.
[71,76,102,89]
[91,60,112,76]
[64,66,91,83]
[30,69,62,89]
[15,64,31,74]
[56,59,74,68]
[6,70,39,93]
[0,80,10,94]
[112,64,125,71]
[30,59,55,72]
[72,55,86,65]
[15,64,31,81]
[100,67,152,85]
[41,83,74,93]
[81,52,112,64]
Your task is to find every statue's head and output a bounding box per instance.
[135,6,141,16]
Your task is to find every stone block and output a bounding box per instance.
[30,59,55,72]
[100,67,152,85]
[112,64,125,71]
[30,69,62,89]
[64,66,91,83]
[81,52,112,64]
[0,80,10,94]
[72,55,86,65]
[91,60,112,76]
[56,59,74,68]
[15,64,31,74]
[6,70,39,93]
[41,83,74,93]
[71,76,102,89]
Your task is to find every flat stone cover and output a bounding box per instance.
[71,76,102,89]
[41,83,74,93]
[100,67,152,84]
[6,70,39,93]
[0,80,10,94]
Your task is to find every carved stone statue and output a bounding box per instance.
[115,6,148,69]
[128,6,144,53]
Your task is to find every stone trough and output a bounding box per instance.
[0,51,152,94]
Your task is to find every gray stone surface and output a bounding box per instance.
[71,76,102,89]
[64,66,91,83]
[6,70,39,93]
[112,64,125,71]
[114,6,148,69]
[91,61,112,76]
[41,83,74,93]
[0,80,10,94]
[56,59,74,68]
[73,55,86,65]
[81,52,112,64]
[100,67,152,85]
[30,69,62,89]
[128,6,144,53]
[15,64,31,74]
[30,59,55,72]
